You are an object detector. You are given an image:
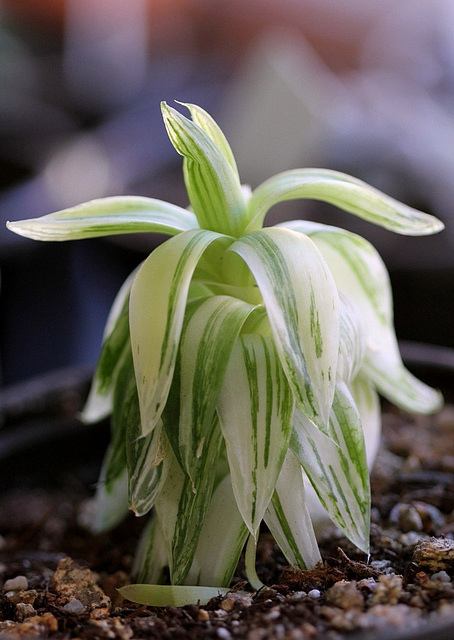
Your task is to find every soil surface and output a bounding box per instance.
[0,375,454,639]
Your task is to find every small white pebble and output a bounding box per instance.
[217,628,232,639]
[3,576,28,592]
[288,591,307,601]
[63,599,85,613]
[308,589,321,599]
[431,571,451,583]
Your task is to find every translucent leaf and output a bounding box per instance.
[6,196,198,240]
[247,169,444,235]
[161,102,248,236]
[229,227,339,430]
[119,584,232,607]
[217,334,294,538]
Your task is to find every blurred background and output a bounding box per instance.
[0,0,453,386]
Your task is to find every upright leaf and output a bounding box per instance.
[181,102,239,177]
[161,102,248,236]
[230,227,339,430]
[217,335,294,538]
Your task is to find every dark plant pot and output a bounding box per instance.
[0,343,453,640]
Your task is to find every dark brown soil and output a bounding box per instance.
[1,371,454,639]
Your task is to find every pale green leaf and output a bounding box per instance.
[217,334,294,538]
[229,227,339,430]
[161,102,248,236]
[291,381,370,552]
[184,474,248,587]
[119,584,233,607]
[247,169,444,234]
[129,229,229,437]
[281,220,442,414]
[265,450,321,570]
[6,196,198,240]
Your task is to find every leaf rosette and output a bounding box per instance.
[8,102,444,603]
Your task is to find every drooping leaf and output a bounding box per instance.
[247,169,444,235]
[6,196,198,240]
[81,270,136,424]
[281,220,442,413]
[229,227,339,430]
[78,453,129,534]
[337,291,367,384]
[154,423,223,584]
[161,102,248,236]
[184,474,248,587]
[129,229,229,437]
[217,334,294,538]
[173,295,260,481]
[133,515,169,585]
[350,374,381,468]
[291,381,370,553]
[265,450,321,570]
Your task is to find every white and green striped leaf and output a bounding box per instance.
[133,516,170,585]
[350,374,381,468]
[174,295,260,480]
[185,474,248,587]
[230,227,339,430]
[6,196,198,240]
[181,102,239,178]
[79,456,129,534]
[217,334,294,539]
[129,229,228,437]
[126,390,168,517]
[281,220,442,413]
[264,450,321,570]
[247,169,444,235]
[81,271,136,424]
[161,102,248,236]
[337,292,366,384]
[154,424,223,585]
[291,381,370,552]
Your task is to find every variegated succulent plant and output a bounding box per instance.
[7,102,443,605]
